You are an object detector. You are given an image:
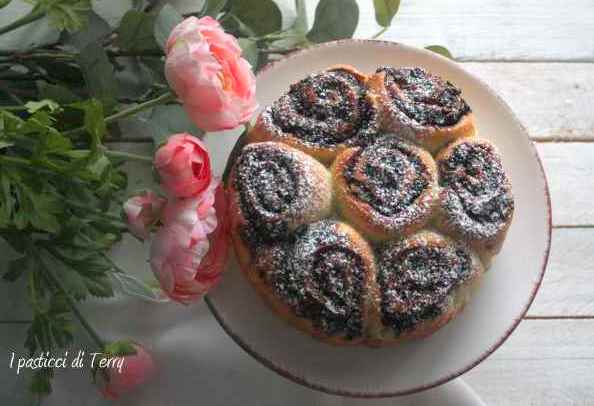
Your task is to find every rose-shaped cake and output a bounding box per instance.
[227,65,514,346]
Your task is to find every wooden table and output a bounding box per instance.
[167,1,594,403]
[348,1,594,404]
[2,1,594,405]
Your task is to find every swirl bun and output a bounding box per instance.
[434,138,514,265]
[371,231,484,343]
[228,142,333,266]
[247,221,377,345]
[369,66,475,153]
[332,135,438,241]
[249,65,381,164]
[228,65,514,346]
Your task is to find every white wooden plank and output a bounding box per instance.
[528,229,594,317]
[353,0,594,62]
[463,63,594,141]
[466,319,594,406]
[536,143,594,226]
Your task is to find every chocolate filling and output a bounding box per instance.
[378,241,472,334]
[268,68,379,147]
[378,66,470,127]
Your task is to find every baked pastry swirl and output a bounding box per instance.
[228,142,333,265]
[248,65,380,164]
[434,138,514,265]
[248,220,377,345]
[372,231,483,342]
[332,135,438,241]
[229,65,514,346]
[369,66,475,153]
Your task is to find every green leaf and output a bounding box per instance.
[28,191,62,233]
[77,43,118,113]
[37,82,81,104]
[114,58,156,100]
[3,256,31,282]
[221,13,255,37]
[25,100,61,114]
[0,231,29,253]
[104,339,137,357]
[116,10,159,52]
[238,38,258,67]
[141,104,203,148]
[425,45,453,59]
[41,0,92,32]
[200,0,227,17]
[0,140,13,149]
[91,0,133,27]
[0,0,12,10]
[0,1,60,51]
[154,4,183,50]
[373,0,400,27]
[29,368,54,395]
[62,10,111,51]
[71,99,106,149]
[111,272,165,302]
[227,0,281,36]
[292,0,308,36]
[307,0,359,43]
[84,273,113,297]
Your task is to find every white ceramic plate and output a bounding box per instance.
[204,40,551,398]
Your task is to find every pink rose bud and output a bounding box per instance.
[97,341,156,400]
[154,133,212,198]
[165,16,258,131]
[123,191,166,240]
[150,180,229,304]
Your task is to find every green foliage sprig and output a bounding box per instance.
[0,0,451,399]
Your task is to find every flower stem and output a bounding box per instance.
[104,149,153,163]
[0,7,45,36]
[372,26,389,39]
[0,320,33,324]
[106,91,176,123]
[38,250,106,350]
[0,154,31,167]
[293,0,308,35]
[65,91,177,137]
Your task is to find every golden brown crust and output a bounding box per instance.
[236,221,376,346]
[368,70,476,154]
[227,141,333,242]
[247,117,345,165]
[247,64,380,165]
[434,138,514,266]
[226,65,511,347]
[369,231,484,344]
[331,137,438,242]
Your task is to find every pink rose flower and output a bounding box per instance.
[165,16,258,131]
[154,133,211,198]
[123,191,166,240]
[98,342,156,400]
[150,180,229,304]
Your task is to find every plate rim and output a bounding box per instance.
[205,39,552,398]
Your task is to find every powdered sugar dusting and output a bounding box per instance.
[234,143,319,244]
[261,67,379,148]
[378,66,471,128]
[261,221,368,338]
[378,235,473,334]
[343,135,436,232]
[438,140,514,240]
